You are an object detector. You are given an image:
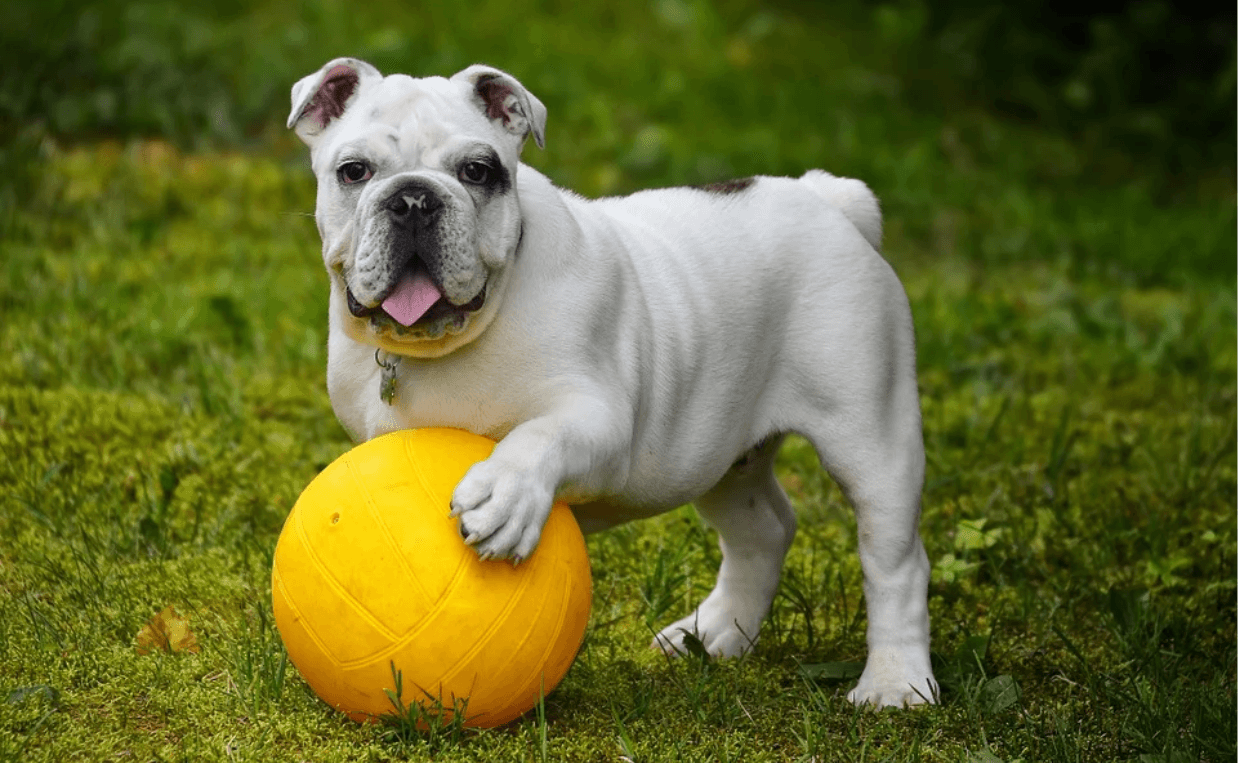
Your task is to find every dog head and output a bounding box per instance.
[289,58,546,357]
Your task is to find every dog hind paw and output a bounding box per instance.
[650,602,762,659]
[846,654,938,708]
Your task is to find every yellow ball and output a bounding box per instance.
[271,428,592,728]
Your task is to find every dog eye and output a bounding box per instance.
[338,161,372,185]
[459,161,491,185]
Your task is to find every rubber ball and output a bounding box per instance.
[271,428,592,727]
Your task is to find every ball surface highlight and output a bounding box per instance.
[271,428,592,727]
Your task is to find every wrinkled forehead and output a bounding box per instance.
[315,74,505,169]
[367,75,486,141]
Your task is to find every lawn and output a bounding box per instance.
[1,1,1234,761]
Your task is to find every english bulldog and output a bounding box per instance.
[288,58,937,707]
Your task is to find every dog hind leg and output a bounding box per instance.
[652,435,796,658]
[802,377,937,707]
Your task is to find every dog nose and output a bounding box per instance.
[384,184,443,229]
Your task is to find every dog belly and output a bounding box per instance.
[567,497,671,534]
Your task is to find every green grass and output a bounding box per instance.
[1,1,1234,761]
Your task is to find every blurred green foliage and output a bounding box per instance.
[1,0,1234,288]
[2,0,1232,171]
[843,0,1235,172]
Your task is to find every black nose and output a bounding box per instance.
[385,184,443,229]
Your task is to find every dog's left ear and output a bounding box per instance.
[453,65,547,150]
[288,58,383,146]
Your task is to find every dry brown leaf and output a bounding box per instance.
[136,605,201,655]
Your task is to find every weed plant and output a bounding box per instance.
[1,1,1233,761]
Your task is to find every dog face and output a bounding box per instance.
[288,59,546,357]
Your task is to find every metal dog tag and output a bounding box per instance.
[375,350,400,405]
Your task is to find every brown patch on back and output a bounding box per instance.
[694,177,756,195]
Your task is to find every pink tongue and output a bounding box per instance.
[381,269,442,326]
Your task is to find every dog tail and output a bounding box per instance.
[799,170,882,252]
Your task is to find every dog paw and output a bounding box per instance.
[449,457,553,561]
[650,592,764,659]
[847,650,938,708]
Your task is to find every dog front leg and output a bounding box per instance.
[449,396,626,562]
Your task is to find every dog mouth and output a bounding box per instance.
[345,264,486,330]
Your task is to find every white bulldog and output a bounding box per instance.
[288,58,937,707]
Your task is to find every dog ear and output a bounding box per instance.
[288,58,383,145]
[453,65,547,150]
